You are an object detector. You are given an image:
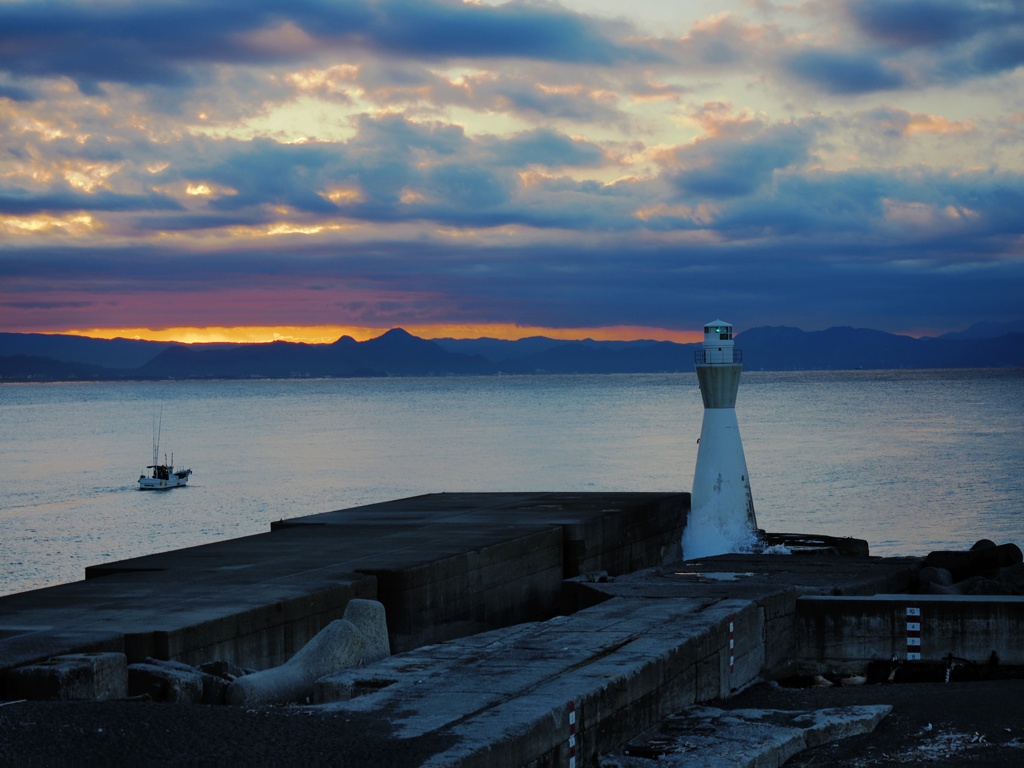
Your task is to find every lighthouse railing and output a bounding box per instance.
[694,349,742,365]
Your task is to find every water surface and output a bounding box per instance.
[2,369,1021,595]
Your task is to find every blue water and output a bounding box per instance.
[2,369,1022,596]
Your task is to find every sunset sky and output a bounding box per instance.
[1,0,1022,343]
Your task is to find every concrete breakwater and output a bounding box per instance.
[1,492,1022,767]
[0,493,685,674]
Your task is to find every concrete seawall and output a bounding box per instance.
[798,594,1024,674]
[309,555,917,766]
[2,492,1021,766]
[0,492,685,672]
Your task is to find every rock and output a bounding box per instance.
[995,562,1024,595]
[128,660,204,704]
[198,659,251,681]
[226,619,367,706]
[963,577,1011,596]
[343,599,391,665]
[614,704,892,767]
[925,543,1023,582]
[917,565,954,592]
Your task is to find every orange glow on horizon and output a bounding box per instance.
[52,324,704,345]
[897,327,945,339]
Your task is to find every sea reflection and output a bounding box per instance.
[1,369,1022,595]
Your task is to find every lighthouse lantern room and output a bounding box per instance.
[702,320,734,364]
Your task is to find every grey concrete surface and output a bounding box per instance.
[0,493,685,676]
[607,704,893,767]
[303,555,920,767]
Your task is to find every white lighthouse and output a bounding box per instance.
[681,320,760,559]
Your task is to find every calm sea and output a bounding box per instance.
[2,369,1022,596]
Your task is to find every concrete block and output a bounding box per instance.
[0,630,124,677]
[370,528,564,652]
[764,614,797,675]
[694,651,724,701]
[5,652,127,701]
[798,594,1024,673]
[342,599,391,665]
[128,660,204,703]
[762,592,800,673]
[119,574,376,670]
[726,602,765,693]
[561,496,686,577]
[227,619,366,706]
[314,673,398,703]
[613,704,892,767]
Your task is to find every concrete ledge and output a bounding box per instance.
[4,652,127,701]
[0,628,124,673]
[136,576,378,669]
[361,526,565,652]
[611,704,892,767]
[314,595,768,766]
[551,494,686,576]
[798,594,1024,673]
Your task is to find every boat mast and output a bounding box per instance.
[152,407,162,468]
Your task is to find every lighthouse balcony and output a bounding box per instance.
[694,349,742,365]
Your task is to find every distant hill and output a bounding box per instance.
[0,354,116,381]
[934,319,1024,341]
[0,332,174,368]
[438,326,1024,373]
[1,324,1022,381]
[734,326,1024,371]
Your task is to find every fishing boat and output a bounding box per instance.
[139,409,192,490]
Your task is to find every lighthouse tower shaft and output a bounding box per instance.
[684,321,758,558]
[693,363,756,527]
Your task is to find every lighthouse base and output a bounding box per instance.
[682,503,761,560]
[684,408,760,559]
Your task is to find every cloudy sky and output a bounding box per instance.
[1,0,1022,343]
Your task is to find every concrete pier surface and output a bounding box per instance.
[1,492,1022,767]
[0,492,685,672]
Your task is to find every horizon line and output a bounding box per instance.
[39,324,707,345]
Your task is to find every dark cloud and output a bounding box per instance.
[842,1,1024,83]
[352,0,656,64]
[668,123,813,199]
[490,130,606,168]
[846,0,1021,48]
[199,141,341,214]
[846,0,992,47]
[0,83,34,102]
[0,189,182,215]
[782,49,905,94]
[4,225,1021,335]
[1,300,93,310]
[0,0,652,92]
[425,164,511,208]
[969,32,1024,75]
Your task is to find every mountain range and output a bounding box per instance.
[1,320,1022,381]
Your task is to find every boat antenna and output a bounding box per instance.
[152,406,162,467]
